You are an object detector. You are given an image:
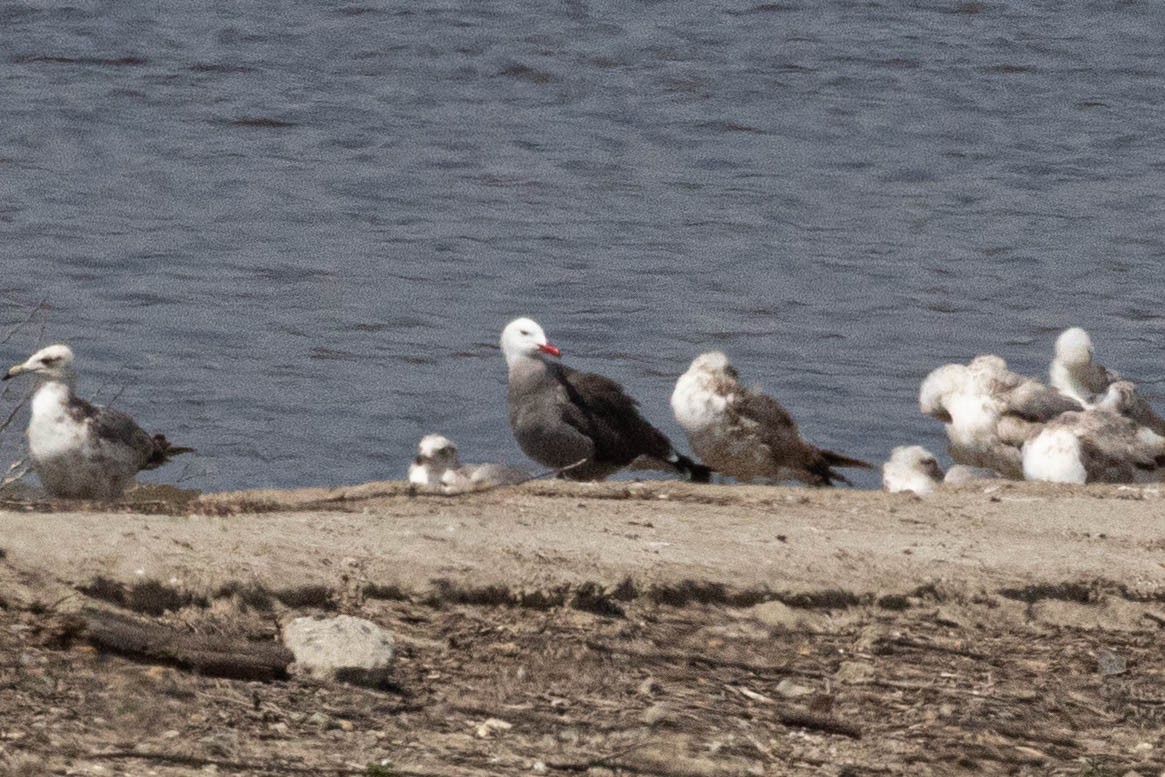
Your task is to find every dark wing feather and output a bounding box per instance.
[734,390,870,485]
[554,363,674,467]
[1002,381,1083,422]
[732,391,801,440]
[68,396,191,471]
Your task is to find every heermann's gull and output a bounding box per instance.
[408,433,527,493]
[882,445,943,496]
[1022,408,1165,484]
[3,344,192,499]
[1049,327,1118,405]
[501,318,711,482]
[670,351,870,486]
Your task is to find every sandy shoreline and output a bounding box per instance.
[3,480,1165,776]
[3,479,1164,607]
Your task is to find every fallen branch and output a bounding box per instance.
[58,607,293,681]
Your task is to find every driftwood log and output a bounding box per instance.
[59,606,293,681]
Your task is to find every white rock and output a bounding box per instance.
[282,615,395,687]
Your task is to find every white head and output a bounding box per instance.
[687,351,737,378]
[500,317,560,368]
[414,433,461,470]
[1054,327,1094,367]
[4,344,77,386]
[1022,427,1086,484]
[883,445,944,494]
[888,445,943,478]
[918,363,968,421]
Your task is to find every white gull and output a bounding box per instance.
[3,344,192,499]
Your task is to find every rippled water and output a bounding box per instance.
[2,1,1164,491]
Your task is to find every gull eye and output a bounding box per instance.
[520,330,530,336]
[41,356,61,366]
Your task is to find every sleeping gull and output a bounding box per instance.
[501,317,711,482]
[1022,407,1165,484]
[408,433,527,493]
[919,354,1081,478]
[1095,380,1165,436]
[3,344,192,499]
[1049,327,1118,405]
[882,445,943,496]
[670,352,870,486]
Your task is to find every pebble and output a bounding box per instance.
[476,718,513,738]
[640,703,673,726]
[833,661,875,684]
[775,679,814,698]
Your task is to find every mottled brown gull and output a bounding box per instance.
[670,351,869,486]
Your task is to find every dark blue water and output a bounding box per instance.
[2,0,1164,491]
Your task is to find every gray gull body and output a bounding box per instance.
[1022,408,1165,484]
[670,352,869,486]
[501,318,710,482]
[4,344,192,499]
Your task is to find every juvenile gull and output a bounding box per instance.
[670,352,869,486]
[1095,380,1165,436]
[3,344,192,499]
[408,433,527,493]
[882,445,943,496]
[501,318,711,482]
[1022,408,1165,484]
[1049,327,1118,405]
[919,355,1082,479]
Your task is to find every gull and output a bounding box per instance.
[408,433,527,493]
[919,354,1081,478]
[4,344,192,499]
[670,351,870,486]
[1095,380,1165,436]
[882,445,944,496]
[1049,327,1118,405]
[501,318,711,482]
[1022,407,1165,484]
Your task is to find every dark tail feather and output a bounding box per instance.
[144,434,195,470]
[813,449,872,487]
[822,449,872,470]
[671,452,713,483]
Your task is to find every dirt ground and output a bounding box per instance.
[2,479,1165,776]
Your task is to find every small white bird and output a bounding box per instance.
[1049,327,1118,405]
[882,445,944,496]
[3,344,192,499]
[671,352,869,486]
[1022,408,1165,484]
[408,433,527,494]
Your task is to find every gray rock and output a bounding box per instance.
[834,660,876,685]
[745,600,823,631]
[775,678,814,698]
[282,615,395,687]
